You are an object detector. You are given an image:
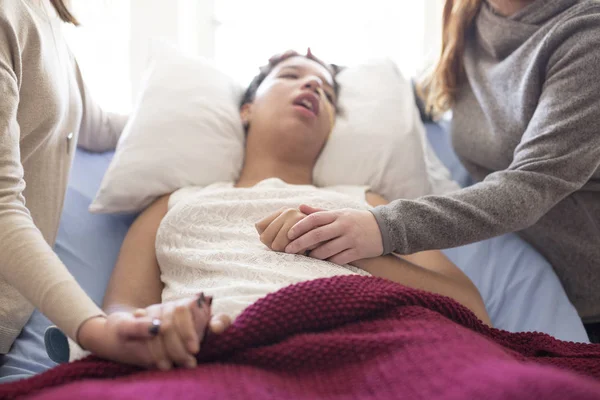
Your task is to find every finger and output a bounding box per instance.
[189,293,212,346]
[287,211,336,241]
[173,304,200,355]
[114,313,162,340]
[255,208,285,235]
[145,305,172,371]
[271,217,302,252]
[309,236,352,261]
[285,221,341,254]
[306,243,320,251]
[148,337,172,371]
[163,318,197,368]
[298,204,326,215]
[134,308,147,317]
[327,249,360,266]
[209,314,232,335]
[259,213,288,249]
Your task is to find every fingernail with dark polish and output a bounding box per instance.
[207,296,213,306]
[149,319,161,336]
[197,292,206,307]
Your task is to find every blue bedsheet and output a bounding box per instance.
[0,122,589,383]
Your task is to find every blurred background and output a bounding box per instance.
[63,0,444,113]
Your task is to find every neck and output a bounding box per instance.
[487,0,534,16]
[236,153,314,188]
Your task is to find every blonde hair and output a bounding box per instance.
[419,0,482,118]
[50,0,79,26]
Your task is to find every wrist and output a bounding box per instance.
[104,304,138,315]
[76,315,107,351]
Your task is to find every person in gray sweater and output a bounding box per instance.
[283,0,600,342]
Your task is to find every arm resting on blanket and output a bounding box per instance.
[103,195,170,313]
[351,255,490,325]
[354,192,491,325]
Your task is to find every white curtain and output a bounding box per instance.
[63,0,443,112]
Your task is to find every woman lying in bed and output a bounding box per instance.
[102,50,490,371]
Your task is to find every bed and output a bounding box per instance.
[0,122,589,383]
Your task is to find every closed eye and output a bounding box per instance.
[324,91,335,104]
[279,73,299,79]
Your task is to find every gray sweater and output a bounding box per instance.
[372,0,600,322]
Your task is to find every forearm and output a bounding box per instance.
[103,196,169,313]
[102,250,163,313]
[372,170,581,255]
[352,255,491,325]
[103,266,162,314]
[0,215,103,344]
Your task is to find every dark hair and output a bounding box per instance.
[51,0,80,26]
[240,50,342,110]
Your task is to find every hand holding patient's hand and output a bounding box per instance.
[135,294,231,371]
[284,205,384,265]
[256,208,308,252]
[79,294,231,371]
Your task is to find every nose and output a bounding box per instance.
[302,76,323,93]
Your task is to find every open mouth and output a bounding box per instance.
[293,93,320,116]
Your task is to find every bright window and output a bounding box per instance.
[61,1,442,111]
[214,0,436,85]
[62,0,132,113]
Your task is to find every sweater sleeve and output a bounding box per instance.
[0,26,103,349]
[371,20,600,255]
[74,61,128,152]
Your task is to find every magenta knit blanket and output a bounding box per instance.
[2,275,600,399]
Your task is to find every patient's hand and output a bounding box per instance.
[284,205,383,265]
[135,294,232,371]
[256,208,308,252]
[80,294,231,370]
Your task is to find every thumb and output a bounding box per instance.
[299,204,326,215]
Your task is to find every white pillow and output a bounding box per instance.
[316,60,431,199]
[89,44,245,213]
[90,44,456,214]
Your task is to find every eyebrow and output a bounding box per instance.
[279,65,334,91]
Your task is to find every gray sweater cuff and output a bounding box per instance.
[370,207,395,255]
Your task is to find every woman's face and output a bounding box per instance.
[242,56,337,161]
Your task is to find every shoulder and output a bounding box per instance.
[550,0,600,32]
[544,2,600,69]
[0,0,35,33]
[167,183,233,209]
[0,0,39,59]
